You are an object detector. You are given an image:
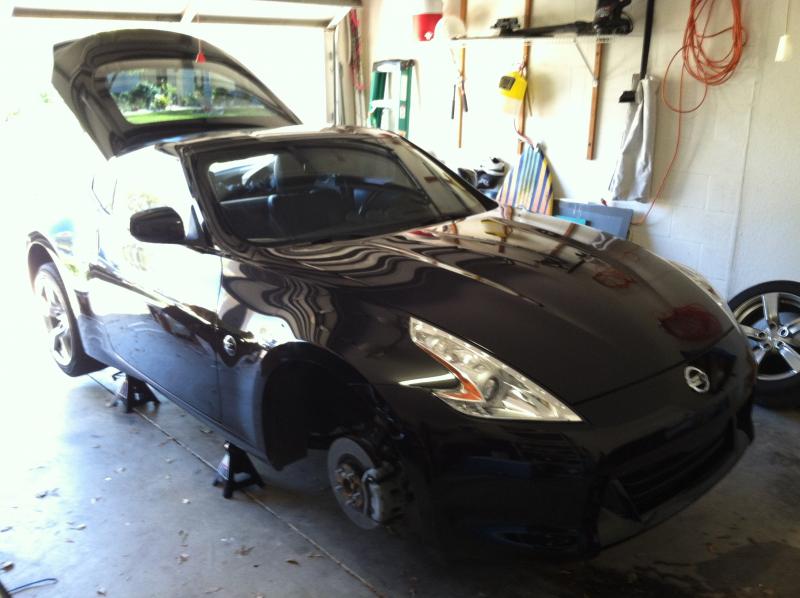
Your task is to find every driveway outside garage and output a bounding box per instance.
[1,250,800,597]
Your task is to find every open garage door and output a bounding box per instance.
[3,0,362,126]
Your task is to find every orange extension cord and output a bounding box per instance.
[635,0,746,225]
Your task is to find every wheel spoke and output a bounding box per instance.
[49,322,66,347]
[739,324,764,341]
[752,346,769,365]
[762,293,781,324]
[785,316,800,337]
[40,295,54,318]
[778,343,800,373]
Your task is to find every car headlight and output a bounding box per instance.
[407,318,582,422]
[671,262,737,325]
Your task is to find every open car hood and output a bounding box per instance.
[52,29,300,159]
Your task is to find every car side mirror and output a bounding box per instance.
[130,207,186,244]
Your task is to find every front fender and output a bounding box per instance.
[27,233,85,319]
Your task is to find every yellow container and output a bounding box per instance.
[498,71,528,114]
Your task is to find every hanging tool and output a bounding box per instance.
[620,0,656,102]
[442,11,469,122]
[492,0,633,38]
[369,59,415,137]
[451,73,468,119]
[456,0,468,147]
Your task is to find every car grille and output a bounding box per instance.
[618,427,733,515]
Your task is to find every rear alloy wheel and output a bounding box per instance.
[33,263,104,377]
[730,281,800,407]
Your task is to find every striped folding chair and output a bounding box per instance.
[495,143,554,216]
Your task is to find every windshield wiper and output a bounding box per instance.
[252,214,472,248]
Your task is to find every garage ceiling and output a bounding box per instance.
[11,0,361,28]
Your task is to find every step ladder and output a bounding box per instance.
[369,59,414,137]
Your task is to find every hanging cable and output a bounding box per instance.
[635,0,746,224]
[6,577,58,595]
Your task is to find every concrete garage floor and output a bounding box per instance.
[1,269,800,597]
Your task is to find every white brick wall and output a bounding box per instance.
[363,0,798,297]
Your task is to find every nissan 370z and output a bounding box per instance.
[27,30,755,556]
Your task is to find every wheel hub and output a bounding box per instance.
[327,437,380,530]
[333,461,366,512]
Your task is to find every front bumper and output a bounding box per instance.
[378,328,755,557]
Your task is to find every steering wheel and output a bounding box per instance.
[357,181,427,217]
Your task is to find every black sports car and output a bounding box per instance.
[28,29,755,556]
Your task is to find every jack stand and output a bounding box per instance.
[114,372,160,413]
[213,442,264,499]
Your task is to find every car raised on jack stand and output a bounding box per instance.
[28,29,755,556]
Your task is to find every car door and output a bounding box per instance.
[51,29,302,422]
[89,150,223,420]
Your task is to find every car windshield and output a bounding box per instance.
[100,59,282,125]
[205,138,494,245]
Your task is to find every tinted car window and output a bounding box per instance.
[100,59,281,125]
[206,139,493,245]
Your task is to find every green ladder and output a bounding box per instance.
[369,59,414,137]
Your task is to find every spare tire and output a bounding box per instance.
[729,281,800,408]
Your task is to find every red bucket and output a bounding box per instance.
[412,0,443,42]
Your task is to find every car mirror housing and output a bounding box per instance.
[130,207,186,244]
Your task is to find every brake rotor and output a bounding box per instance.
[327,437,379,529]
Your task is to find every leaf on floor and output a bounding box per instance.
[285,559,300,566]
[235,545,254,556]
[1,561,13,572]
[36,488,59,499]
[96,587,107,595]
[165,458,175,464]
[115,467,126,473]
[182,498,191,504]
[204,587,223,594]
[104,477,113,482]
[178,553,190,564]
[1,526,12,533]
[69,523,87,531]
